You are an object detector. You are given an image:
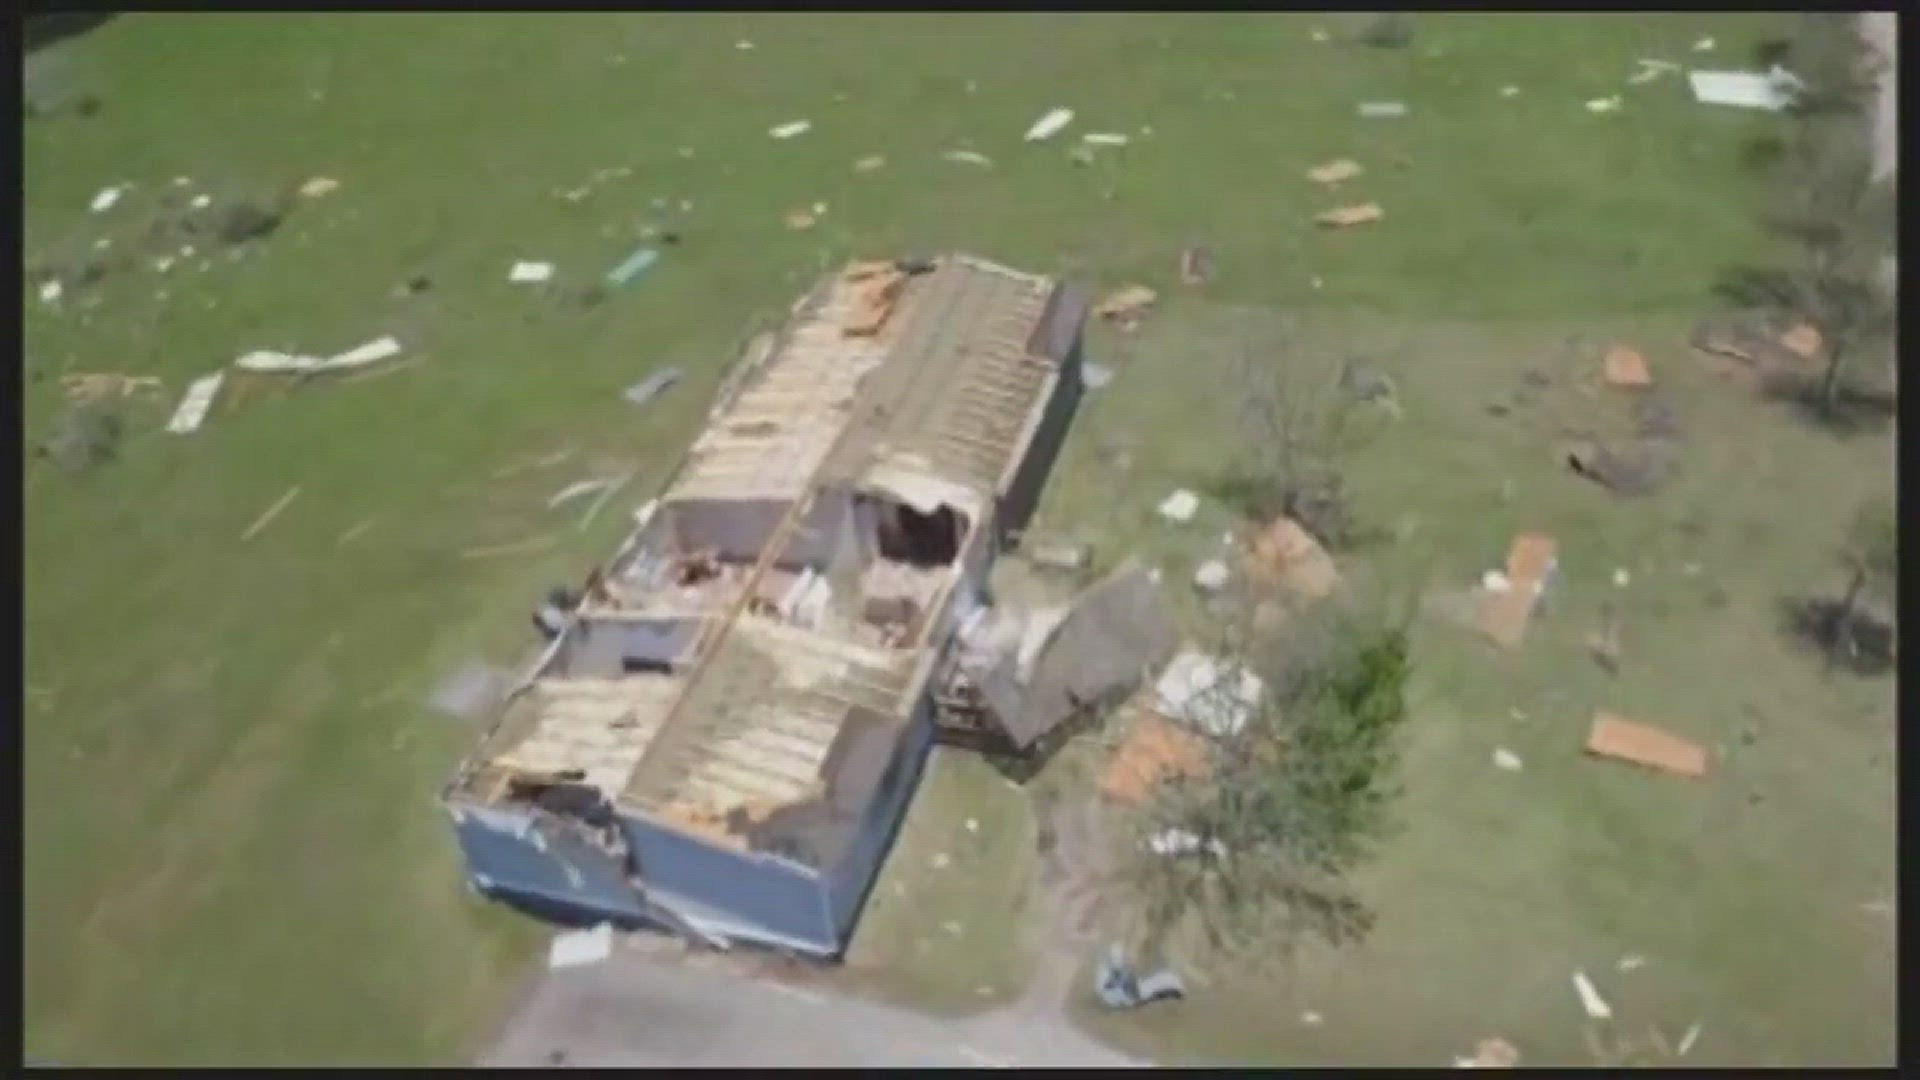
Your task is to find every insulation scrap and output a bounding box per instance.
[1246,516,1340,599]
[1476,533,1557,648]
[941,149,995,167]
[298,176,342,198]
[1307,158,1363,184]
[1602,345,1653,389]
[1083,132,1130,146]
[1585,712,1709,779]
[1100,709,1212,805]
[769,119,813,139]
[1024,106,1074,142]
[1571,970,1613,1020]
[1315,202,1384,228]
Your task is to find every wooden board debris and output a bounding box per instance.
[1602,345,1653,389]
[1477,532,1557,648]
[1306,158,1363,184]
[1246,516,1340,599]
[1585,712,1709,779]
[1100,708,1211,805]
[1314,202,1383,228]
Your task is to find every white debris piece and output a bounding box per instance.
[1571,969,1613,1020]
[1024,107,1075,142]
[1148,829,1227,858]
[325,335,403,370]
[1616,954,1647,973]
[1193,559,1231,593]
[298,176,341,198]
[234,336,402,375]
[1154,650,1265,738]
[630,498,660,531]
[964,817,979,834]
[769,119,813,139]
[1689,69,1798,111]
[1082,132,1131,146]
[509,260,555,284]
[1300,1010,1323,1026]
[736,39,755,50]
[1677,1021,1703,1056]
[1309,27,1330,43]
[1492,748,1524,772]
[89,185,127,213]
[1358,101,1407,118]
[189,193,212,210]
[931,852,951,870]
[1613,568,1631,587]
[1158,489,1200,523]
[1586,95,1624,113]
[1500,85,1521,97]
[548,477,619,510]
[548,923,615,970]
[1082,361,1114,389]
[1482,569,1511,593]
[940,149,995,167]
[39,280,63,304]
[234,350,325,373]
[165,371,228,434]
[1692,36,1716,53]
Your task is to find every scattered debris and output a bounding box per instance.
[165,371,228,434]
[853,154,887,172]
[604,246,659,288]
[1024,107,1075,142]
[1565,439,1663,496]
[337,516,378,547]
[38,279,64,305]
[1301,1010,1323,1026]
[236,336,404,377]
[1310,27,1330,43]
[1586,712,1709,779]
[1779,323,1822,361]
[509,260,555,284]
[1147,828,1227,858]
[548,923,615,970]
[1612,568,1631,588]
[1082,361,1114,389]
[1689,68,1799,111]
[940,149,995,167]
[931,852,951,870]
[1482,569,1511,593]
[1357,101,1407,118]
[1454,1037,1521,1068]
[1157,488,1200,523]
[1500,85,1521,97]
[1602,345,1653,389]
[1024,539,1092,572]
[460,535,558,560]
[1492,748,1524,772]
[1571,970,1613,1021]
[1179,245,1214,286]
[89,184,127,213]
[61,372,162,405]
[1102,710,1211,805]
[1093,284,1156,328]
[548,477,620,510]
[768,119,812,139]
[1586,95,1624,114]
[735,39,754,50]
[297,176,341,198]
[1692,36,1716,53]
[1616,954,1647,973]
[1628,58,1683,86]
[1307,158,1363,185]
[1477,533,1558,648]
[1676,1022,1703,1057]
[241,485,303,541]
[964,817,979,833]
[1082,132,1130,146]
[1154,650,1265,738]
[1192,559,1231,593]
[622,367,683,408]
[1315,203,1384,229]
[1094,943,1186,1009]
[783,209,816,230]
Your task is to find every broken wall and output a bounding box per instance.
[823,693,940,943]
[451,803,650,926]
[553,618,701,676]
[621,812,839,955]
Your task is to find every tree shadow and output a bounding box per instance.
[1777,596,1896,676]
[25,13,115,55]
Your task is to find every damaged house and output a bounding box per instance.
[442,254,1115,956]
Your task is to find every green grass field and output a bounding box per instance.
[25,12,1891,1066]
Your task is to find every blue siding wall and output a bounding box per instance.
[825,695,940,942]
[622,815,837,953]
[451,805,650,926]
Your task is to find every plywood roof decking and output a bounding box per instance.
[667,277,899,504]
[483,676,683,797]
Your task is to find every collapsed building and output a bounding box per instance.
[442,253,1140,956]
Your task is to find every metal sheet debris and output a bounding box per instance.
[165,371,228,434]
[1024,107,1074,142]
[1572,969,1613,1020]
[548,923,615,969]
[768,120,812,139]
[1358,101,1407,118]
[1154,650,1264,738]
[940,149,994,167]
[298,176,341,198]
[605,246,660,287]
[1689,69,1800,111]
[1492,748,1524,771]
[1157,489,1199,523]
[89,184,127,213]
[1094,943,1186,1009]
[1082,132,1130,146]
[622,367,682,408]
[509,261,555,284]
[1676,1022,1703,1056]
[854,154,887,172]
[1586,95,1625,113]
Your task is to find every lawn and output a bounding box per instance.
[24,10,1889,1067]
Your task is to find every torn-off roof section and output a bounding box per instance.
[1003,562,1178,748]
[819,255,1065,498]
[666,275,900,504]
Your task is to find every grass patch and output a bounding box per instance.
[835,749,1038,1015]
